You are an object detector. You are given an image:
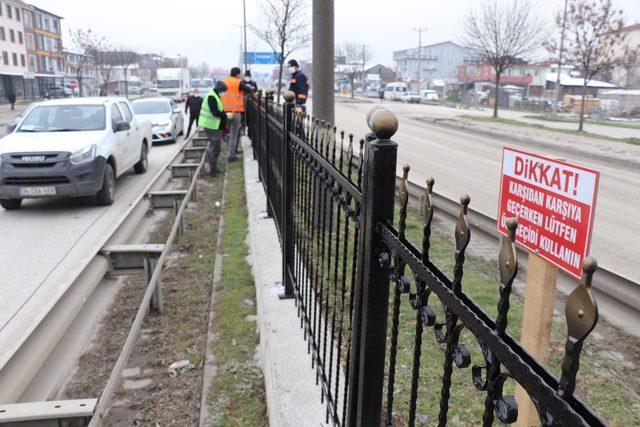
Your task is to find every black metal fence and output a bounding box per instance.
[246,91,604,426]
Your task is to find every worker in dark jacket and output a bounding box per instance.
[239,70,258,145]
[199,81,228,176]
[184,88,202,138]
[287,59,309,112]
[243,70,258,92]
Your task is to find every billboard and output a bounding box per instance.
[497,147,600,279]
[246,52,280,65]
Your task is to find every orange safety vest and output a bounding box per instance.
[221,76,245,112]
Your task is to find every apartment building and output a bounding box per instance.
[0,1,63,101]
[0,0,29,100]
[30,4,63,93]
[393,41,478,84]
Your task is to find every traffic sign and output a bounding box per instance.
[497,147,600,279]
[246,52,280,65]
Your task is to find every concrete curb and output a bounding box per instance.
[199,166,228,426]
[415,116,640,169]
[241,137,326,427]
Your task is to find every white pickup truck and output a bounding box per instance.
[0,97,153,210]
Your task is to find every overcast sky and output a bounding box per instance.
[32,0,640,69]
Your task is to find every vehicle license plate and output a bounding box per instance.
[19,186,56,196]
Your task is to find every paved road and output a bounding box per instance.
[334,101,640,284]
[344,95,640,140]
[0,123,188,366]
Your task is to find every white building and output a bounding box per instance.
[612,23,640,88]
[0,0,29,101]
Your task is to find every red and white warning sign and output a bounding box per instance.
[497,147,600,279]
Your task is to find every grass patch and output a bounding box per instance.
[383,207,640,425]
[206,158,268,426]
[627,137,640,145]
[524,114,640,131]
[457,114,640,144]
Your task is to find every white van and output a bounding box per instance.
[384,82,408,101]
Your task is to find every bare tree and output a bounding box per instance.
[337,42,372,98]
[199,61,211,79]
[619,45,640,88]
[555,0,624,131]
[95,51,116,96]
[68,29,108,96]
[111,49,140,98]
[463,0,543,118]
[250,0,310,102]
[190,61,211,79]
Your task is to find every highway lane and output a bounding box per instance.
[0,131,187,366]
[334,101,640,284]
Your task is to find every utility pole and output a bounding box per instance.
[243,0,248,71]
[362,44,366,93]
[553,0,569,115]
[312,0,335,124]
[413,27,427,92]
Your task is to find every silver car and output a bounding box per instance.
[132,97,184,144]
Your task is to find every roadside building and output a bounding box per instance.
[63,50,96,96]
[545,73,616,98]
[0,0,29,101]
[457,62,547,95]
[456,62,547,106]
[611,23,640,88]
[364,64,395,88]
[394,41,478,87]
[599,89,640,115]
[21,2,37,97]
[29,4,64,96]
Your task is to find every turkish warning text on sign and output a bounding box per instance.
[497,147,600,279]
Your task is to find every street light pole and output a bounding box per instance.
[553,0,569,115]
[243,0,248,71]
[230,24,244,68]
[413,27,427,91]
[312,0,334,124]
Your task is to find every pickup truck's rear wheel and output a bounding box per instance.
[0,199,22,210]
[96,163,115,206]
[134,143,148,174]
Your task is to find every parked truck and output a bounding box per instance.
[156,68,191,102]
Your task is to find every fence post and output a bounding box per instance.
[255,91,262,170]
[347,107,399,426]
[264,89,274,217]
[281,90,296,298]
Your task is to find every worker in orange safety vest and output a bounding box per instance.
[222,67,255,161]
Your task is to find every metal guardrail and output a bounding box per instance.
[0,129,209,426]
[89,135,208,425]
